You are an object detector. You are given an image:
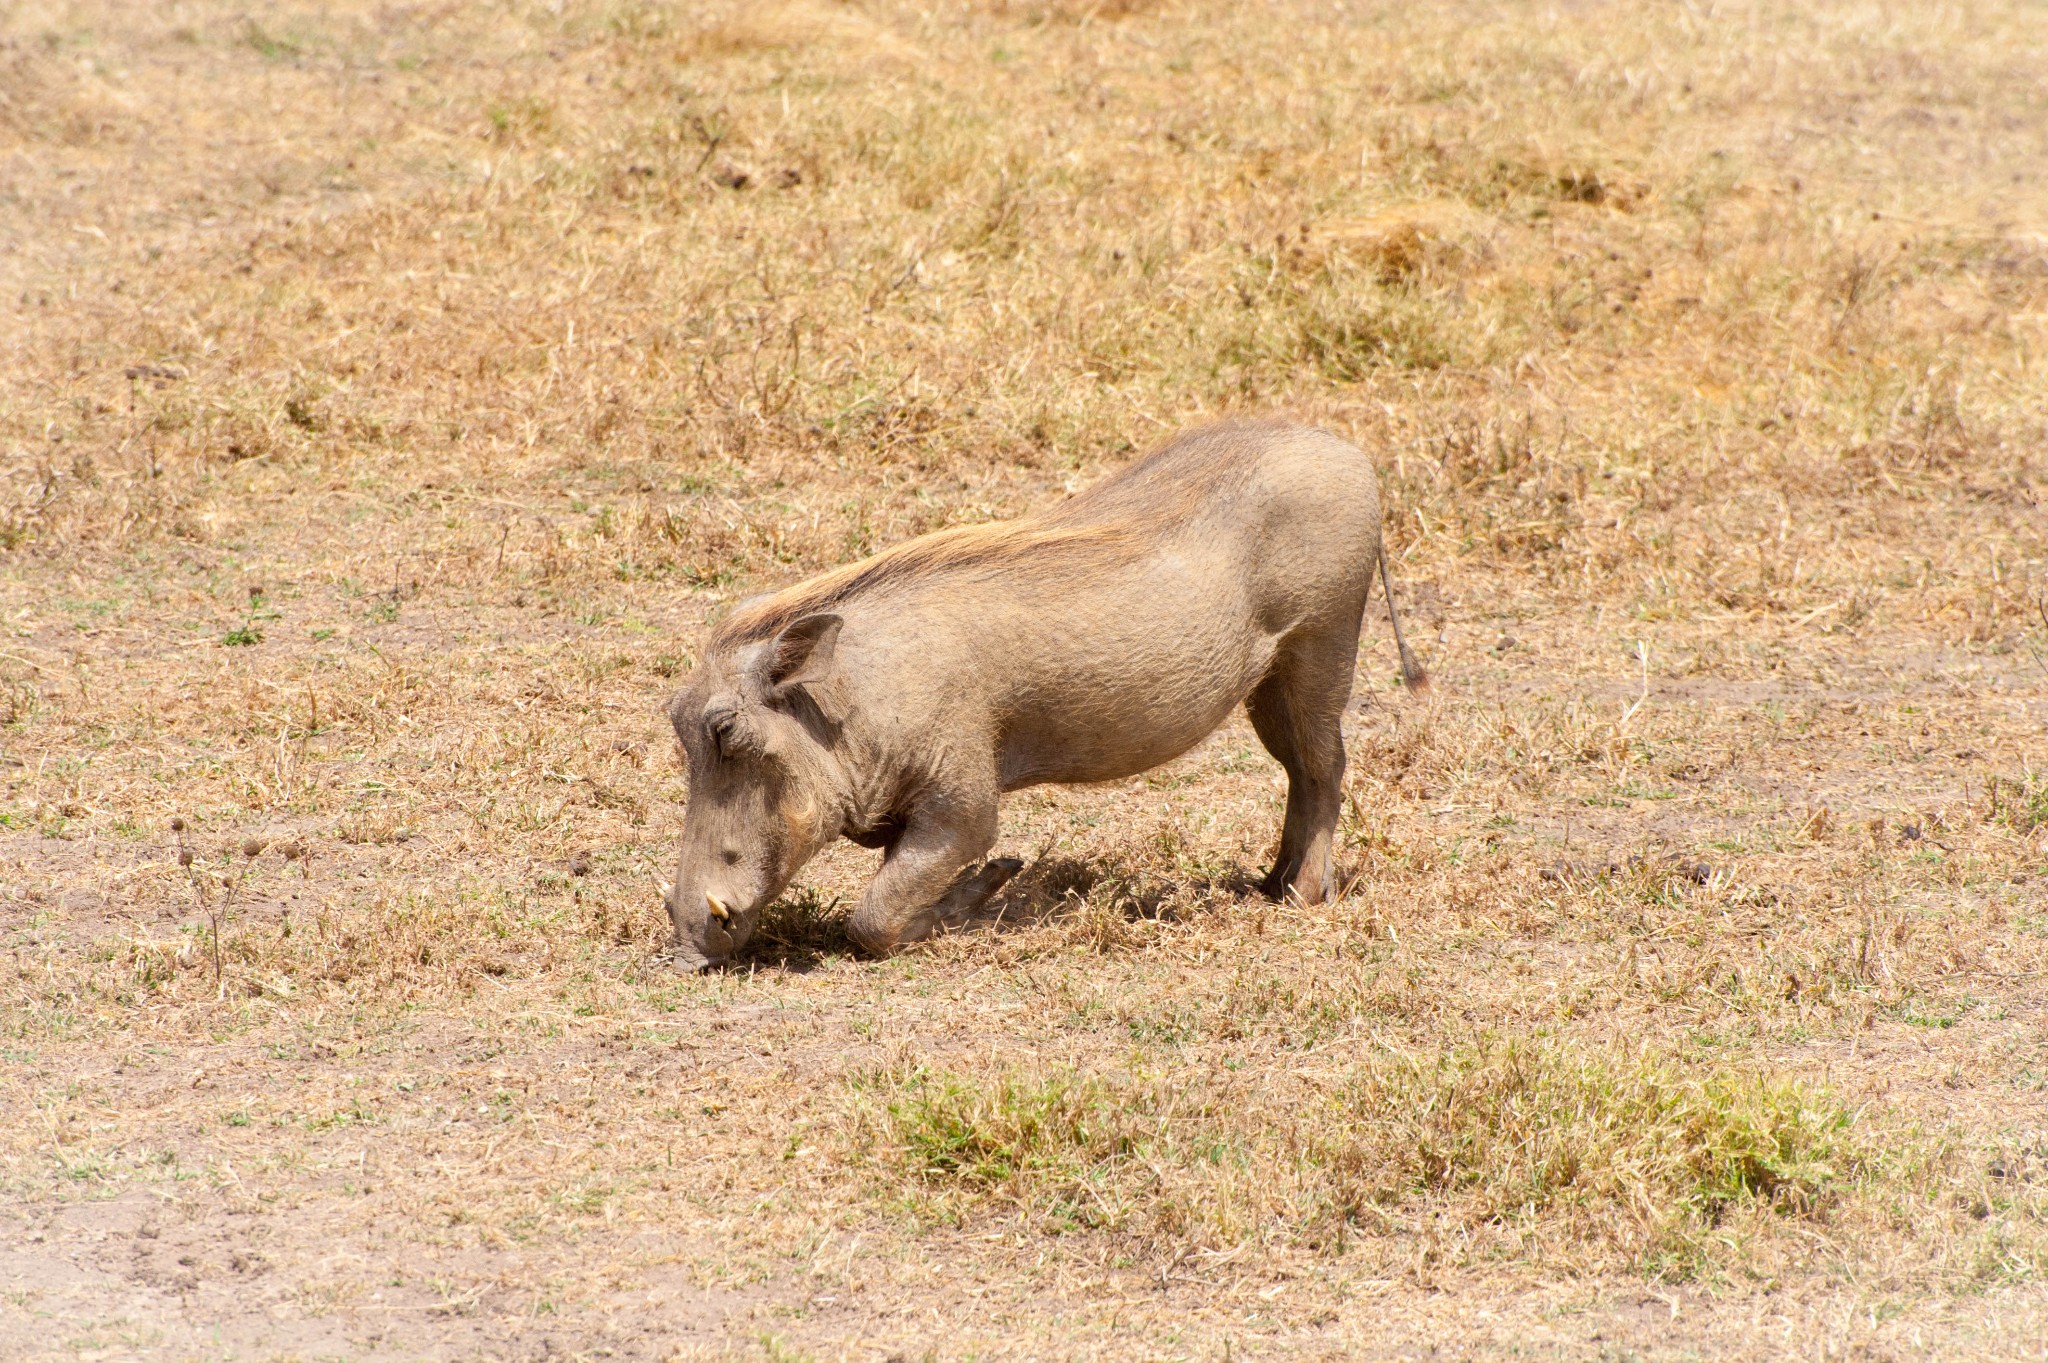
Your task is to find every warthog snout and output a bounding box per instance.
[658,880,735,972]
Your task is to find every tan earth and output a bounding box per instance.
[2,1,2046,1359]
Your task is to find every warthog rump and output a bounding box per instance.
[662,420,1426,969]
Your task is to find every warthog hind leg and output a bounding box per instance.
[934,856,1024,928]
[1247,624,1359,905]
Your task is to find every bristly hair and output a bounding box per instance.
[711,420,1285,647]
[712,522,1146,646]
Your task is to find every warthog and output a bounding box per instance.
[662,420,1426,970]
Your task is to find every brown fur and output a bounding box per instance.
[716,421,1277,645]
[716,523,1149,646]
[664,419,1425,969]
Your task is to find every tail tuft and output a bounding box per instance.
[1397,643,1430,694]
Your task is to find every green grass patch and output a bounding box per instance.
[850,1037,1891,1274]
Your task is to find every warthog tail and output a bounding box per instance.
[1377,541,1430,693]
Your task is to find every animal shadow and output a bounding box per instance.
[969,855,1259,932]
[735,855,1266,972]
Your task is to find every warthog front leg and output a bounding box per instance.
[845,795,1018,955]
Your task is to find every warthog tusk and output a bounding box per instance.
[705,893,731,922]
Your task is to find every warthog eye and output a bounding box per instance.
[705,708,740,758]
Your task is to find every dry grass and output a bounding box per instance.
[2,0,2047,1358]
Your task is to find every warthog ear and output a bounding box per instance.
[763,613,843,693]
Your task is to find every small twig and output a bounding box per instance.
[214,858,258,997]
[2028,590,2048,679]
[171,819,218,987]
[1826,250,1884,348]
[690,114,726,174]
[171,818,270,997]
[1616,641,1650,731]
[1793,599,1847,627]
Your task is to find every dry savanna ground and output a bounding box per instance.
[3,1,2048,1358]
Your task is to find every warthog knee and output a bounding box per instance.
[844,912,905,957]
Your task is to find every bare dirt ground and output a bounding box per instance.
[3,1,2047,1359]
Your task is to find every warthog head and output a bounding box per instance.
[663,612,844,970]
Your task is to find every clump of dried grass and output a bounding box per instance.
[1304,200,1498,283]
[977,0,1162,22]
[1987,770,2048,837]
[683,1,925,64]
